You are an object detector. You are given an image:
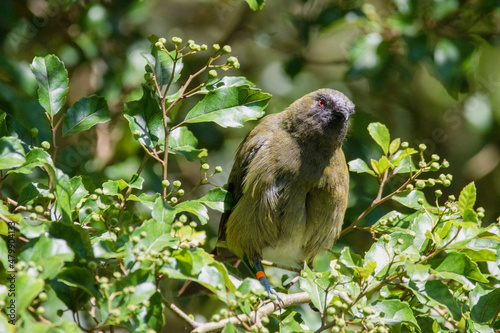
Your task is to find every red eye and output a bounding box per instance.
[318,99,325,107]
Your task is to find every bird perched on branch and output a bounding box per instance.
[217,88,355,298]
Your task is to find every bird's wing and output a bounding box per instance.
[217,132,270,244]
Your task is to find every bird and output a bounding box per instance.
[216,88,354,298]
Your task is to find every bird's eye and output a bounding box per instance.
[318,99,326,107]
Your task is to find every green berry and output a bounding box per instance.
[419,143,427,151]
[448,195,456,202]
[35,306,45,315]
[172,37,182,45]
[177,189,185,196]
[212,44,221,52]
[215,166,223,173]
[41,141,51,150]
[435,190,442,197]
[162,180,170,188]
[208,69,218,79]
[30,127,39,138]
[200,44,207,51]
[415,180,426,189]
[179,214,188,223]
[222,45,232,54]
[442,160,450,168]
[201,163,210,171]
[189,221,197,228]
[38,292,48,302]
[173,180,181,188]
[170,197,178,204]
[430,162,440,171]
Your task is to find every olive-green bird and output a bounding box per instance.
[216,88,355,297]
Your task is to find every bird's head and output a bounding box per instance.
[283,88,355,144]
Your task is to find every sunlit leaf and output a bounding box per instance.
[30,55,68,116]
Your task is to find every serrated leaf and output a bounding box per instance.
[299,265,332,313]
[44,165,73,225]
[198,187,234,212]
[30,55,68,116]
[423,280,462,320]
[458,182,476,217]
[0,136,25,169]
[152,196,175,224]
[348,158,376,176]
[393,190,434,210]
[184,85,270,128]
[470,284,500,323]
[372,300,419,329]
[62,95,111,136]
[174,200,209,225]
[143,47,183,88]
[19,234,74,279]
[168,126,206,162]
[7,148,50,175]
[202,76,256,92]
[368,122,391,154]
[124,85,164,150]
[433,252,489,283]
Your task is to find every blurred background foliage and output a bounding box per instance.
[1,0,499,329]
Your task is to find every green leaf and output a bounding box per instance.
[152,196,176,224]
[19,234,74,279]
[198,187,234,212]
[368,122,391,154]
[69,176,88,210]
[57,267,100,298]
[127,173,144,189]
[372,300,419,329]
[0,136,25,169]
[470,284,500,324]
[162,248,236,300]
[298,265,333,313]
[62,95,111,136]
[184,85,271,128]
[423,280,462,320]
[433,252,489,284]
[15,272,45,314]
[174,200,209,225]
[458,182,476,217]
[348,158,376,176]
[143,47,183,88]
[203,76,256,92]
[389,138,400,155]
[7,148,51,175]
[393,190,434,211]
[168,126,206,162]
[47,166,73,225]
[245,0,265,10]
[124,85,164,150]
[48,223,92,259]
[30,55,69,116]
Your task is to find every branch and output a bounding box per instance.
[191,292,311,333]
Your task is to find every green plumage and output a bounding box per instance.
[217,88,354,273]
